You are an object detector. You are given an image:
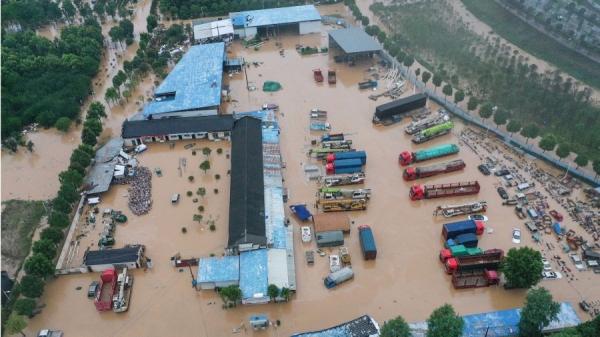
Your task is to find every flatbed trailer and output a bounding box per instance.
[445,249,504,273]
[319,188,371,200]
[318,199,367,212]
[321,173,365,187]
[403,159,465,181]
[452,269,499,289]
[410,181,480,200]
[405,113,450,135]
[434,201,488,218]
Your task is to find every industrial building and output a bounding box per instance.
[230,5,321,39]
[83,245,146,272]
[328,27,382,63]
[84,138,125,195]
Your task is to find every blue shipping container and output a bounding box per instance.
[454,233,478,248]
[334,151,367,165]
[332,166,363,174]
[359,226,377,260]
[333,159,364,168]
[442,220,478,240]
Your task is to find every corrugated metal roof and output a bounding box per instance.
[193,18,234,40]
[197,255,239,283]
[230,5,321,28]
[267,249,289,289]
[84,245,142,266]
[291,315,380,337]
[239,249,268,300]
[143,43,225,117]
[121,115,234,139]
[328,27,382,54]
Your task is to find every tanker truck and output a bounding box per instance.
[444,249,504,274]
[399,144,459,166]
[403,159,465,181]
[409,181,480,201]
[412,121,454,144]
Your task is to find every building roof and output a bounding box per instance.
[94,138,124,163]
[142,43,225,117]
[193,18,234,41]
[313,213,351,233]
[267,249,290,289]
[197,255,239,283]
[84,138,124,194]
[230,5,321,28]
[291,315,380,337]
[328,27,382,54]
[239,249,268,300]
[84,245,142,266]
[121,115,234,139]
[228,117,267,248]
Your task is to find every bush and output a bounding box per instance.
[213,188,219,194]
[19,275,45,298]
[193,214,203,222]
[186,191,193,197]
[14,298,36,316]
[192,198,198,203]
[188,175,194,182]
[209,224,216,231]
[40,227,64,244]
[216,148,223,154]
[214,174,220,180]
[181,227,187,233]
[197,206,204,212]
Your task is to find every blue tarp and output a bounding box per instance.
[230,5,321,28]
[239,249,268,300]
[290,204,312,221]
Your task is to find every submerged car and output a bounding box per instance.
[477,164,491,176]
[512,228,521,244]
[497,187,509,200]
[542,271,562,280]
[542,258,552,271]
[87,281,99,298]
[468,214,488,222]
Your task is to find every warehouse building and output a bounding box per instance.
[328,27,382,63]
[83,245,146,272]
[230,5,321,39]
[193,18,234,43]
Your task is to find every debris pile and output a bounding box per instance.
[128,166,153,216]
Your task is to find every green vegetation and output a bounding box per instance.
[200,160,211,173]
[519,287,560,337]
[461,0,600,88]
[501,247,543,288]
[1,200,47,270]
[550,315,599,337]
[380,315,411,337]
[267,284,280,301]
[426,304,464,337]
[2,0,62,29]
[219,285,242,306]
[19,275,45,298]
[4,313,27,337]
[14,298,36,316]
[23,253,54,278]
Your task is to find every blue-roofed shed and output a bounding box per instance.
[143,43,225,117]
[240,249,269,304]
[230,5,321,39]
[196,255,239,290]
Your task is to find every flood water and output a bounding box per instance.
[22,6,598,337]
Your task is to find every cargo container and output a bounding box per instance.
[316,230,344,248]
[326,151,367,165]
[452,269,499,289]
[439,245,483,262]
[442,220,485,240]
[412,121,454,144]
[326,165,363,175]
[403,159,466,181]
[445,233,479,248]
[324,267,354,288]
[358,225,377,260]
[399,144,460,166]
[410,181,480,200]
[373,93,427,125]
[445,249,504,273]
[326,159,364,175]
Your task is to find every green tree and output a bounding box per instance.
[361,16,369,26]
[63,0,77,21]
[442,84,453,101]
[432,74,442,93]
[493,109,509,128]
[87,102,107,119]
[574,153,588,168]
[506,120,522,134]
[403,55,415,69]
[197,187,206,198]
[594,159,600,178]
[20,275,45,298]
[199,160,211,173]
[267,284,279,301]
[520,124,540,144]
[59,169,84,187]
[109,25,124,47]
[41,227,64,244]
[48,211,70,228]
[467,96,478,112]
[280,287,291,301]
[555,143,571,161]
[105,87,120,105]
[427,304,464,337]
[24,253,54,278]
[54,117,72,132]
[82,127,98,146]
[52,196,72,214]
[219,285,242,305]
[501,247,543,288]
[421,71,432,85]
[519,287,560,337]
[479,102,494,119]
[58,183,79,203]
[147,14,158,32]
[380,315,411,337]
[83,118,102,136]
[550,329,581,337]
[454,90,465,104]
[202,147,212,157]
[5,313,27,337]
[32,239,57,260]
[70,148,92,168]
[539,134,557,153]
[14,298,36,316]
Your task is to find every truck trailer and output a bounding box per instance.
[322,173,365,187]
[434,201,488,218]
[442,219,485,240]
[358,225,377,260]
[326,151,367,165]
[445,233,479,249]
[405,112,450,135]
[318,198,368,212]
[324,267,354,288]
[412,121,454,144]
[319,188,371,200]
[445,249,504,273]
[452,269,499,289]
[373,93,427,125]
[326,159,364,175]
[439,245,483,262]
[410,181,480,200]
[399,144,459,166]
[403,159,465,181]
[94,269,118,311]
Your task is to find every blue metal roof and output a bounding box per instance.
[143,43,225,117]
[230,5,321,28]
[197,255,239,283]
[239,249,268,299]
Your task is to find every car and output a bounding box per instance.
[570,254,586,270]
[134,143,147,153]
[87,281,99,298]
[171,193,180,204]
[468,214,488,222]
[542,271,562,280]
[549,210,564,222]
[329,255,341,272]
[497,187,509,199]
[494,169,510,176]
[512,228,521,244]
[542,258,552,271]
[301,226,312,243]
[477,164,491,176]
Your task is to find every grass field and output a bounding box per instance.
[461,0,600,89]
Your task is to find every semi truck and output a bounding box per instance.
[444,249,504,274]
[319,188,371,200]
[321,140,353,150]
[309,147,351,159]
[434,201,488,218]
[452,269,500,289]
[403,159,465,181]
[409,181,480,201]
[318,198,368,212]
[399,144,459,166]
[445,233,479,248]
[326,159,364,175]
[358,225,377,260]
[326,151,367,165]
[94,269,118,311]
[373,93,427,125]
[322,173,365,187]
[324,267,354,288]
[412,121,454,144]
[442,219,485,240]
[405,113,450,135]
[439,245,483,262]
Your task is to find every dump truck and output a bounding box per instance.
[326,151,367,165]
[358,225,377,260]
[442,219,485,240]
[112,268,133,313]
[410,181,480,201]
[319,188,371,200]
[373,93,427,125]
[405,113,450,135]
[445,233,479,249]
[328,70,336,84]
[403,159,465,181]
[318,199,368,212]
[324,267,354,288]
[412,121,454,144]
[399,144,460,166]
[445,249,504,273]
[452,269,500,289]
[439,245,483,262]
[322,173,365,187]
[434,201,488,218]
[95,269,118,311]
[326,158,364,175]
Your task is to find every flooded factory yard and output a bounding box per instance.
[22,8,599,337]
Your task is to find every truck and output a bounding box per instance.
[318,199,368,212]
[444,249,504,274]
[309,109,327,120]
[319,188,371,200]
[434,201,488,218]
[442,219,485,240]
[326,151,367,165]
[358,79,377,90]
[321,140,353,150]
[310,121,331,131]
[321,133,345,142]
[358,225,377,260]
[412,121,454,144]
[445,233,479,249]
[403,159,465,181]
[439,245,483,262]
[405,113,450,135]
[37,330,63,337]
[94,269,118,311]
[399,144,460,166]
[112,268,133,313]
[373,93,427,125]
[410,181,480,201]
[328,70,336,84]
[452,269,500,289]
[326,159,364,175]
[324,267,354,288]
[316,230,344,248]
[309,147,351,159]
[322,173,365,187]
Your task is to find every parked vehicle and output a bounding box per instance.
[310,121,331,131]
[468,214,488,222]
[261,103,279,111]
[339,247,351,264]
[309,147,351,159]
[444,249,504,274]
[171,193,180,204]
[316,230,344,248]
[313,69,324,82]
[497,187,509,199]
[326,158,364,175]
[134,144,147,153]
[88,281,99,298]
[324,267,354,288]
[446,233,479,249]
[301,226,312,243]
[358,225,377,260]
[410,181,480,201]
[527,208,539,219]
[98,236,115,248]
[412,121,454,144]
[542,258,552,271]
[319,188,371,200]
[328,70,336,84]
[112,268,133,313]
[318,198,367,212]
[570,254,586,270]
[321,133,345,142]
[309,109,328,120]
[403,159,465,181]
[404,113,450,135]
[326,151,367,165]
[305,250,315,265]
[37,330,63,337]
[95,269,118,311]
[434,201,488,218]
[373,93,426,125]
[549,210,564,222]
[358,79,377,90]
[494,169,510,176]
[439,245,483,262]
[442,219,485,240]
[320,140,352,150]
[517,182,534,191]
[477,164,491,175]
[512,228,521,244]
[399,143,459,166]
[329,255,341,272]
[322,173,365,187]
[452,269,499,289]
[290,204,312,221]
[542,271,562,279]
[515,206,527,219]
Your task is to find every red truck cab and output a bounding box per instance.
[398,151,413,166]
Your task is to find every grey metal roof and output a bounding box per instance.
[94,138,124,163]
[84,245,142,266]
[328,27,382,54]
[85,138,124,195]
[230,5,321,28]
[121,115,234,139]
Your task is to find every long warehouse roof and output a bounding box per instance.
[230,5,320,28]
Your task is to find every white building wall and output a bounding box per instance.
[244,27,257,38]
[299,20,321,35]
[267,249,290,289]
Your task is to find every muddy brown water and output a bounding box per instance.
[23,20,599,337]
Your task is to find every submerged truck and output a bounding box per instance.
[373,93,427,125]
[319,188,371,200]
[326,151,367,165]
[318,198,368,212]
[445,233,479,249]
[326,158,364,175]
[403,159,465,181]
[322,173,365,187]
[399,144,460,166]
[412,121,454,144]
[324,267,354,288]
[309,147,351,159]
[112,268,133,313]
[410,181,480,201]
[442,219,485,240]
[445,249,504,274]
[452,269,500,289]
[95,269,118,311]
[439,245,483,262]
[358,225,377,260]
[405,113,450,135]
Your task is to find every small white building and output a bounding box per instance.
[230,5,321,39]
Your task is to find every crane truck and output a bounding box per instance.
[399,144,459,166]
[410,181,480,201]
[412,121,454,144]
[403,159,465,181]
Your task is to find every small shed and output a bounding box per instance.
[313,213,350,233]
[316,230,344,248]
[83,245,144,272]
[196,255,240,290]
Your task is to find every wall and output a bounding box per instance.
[299,20,321,34]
